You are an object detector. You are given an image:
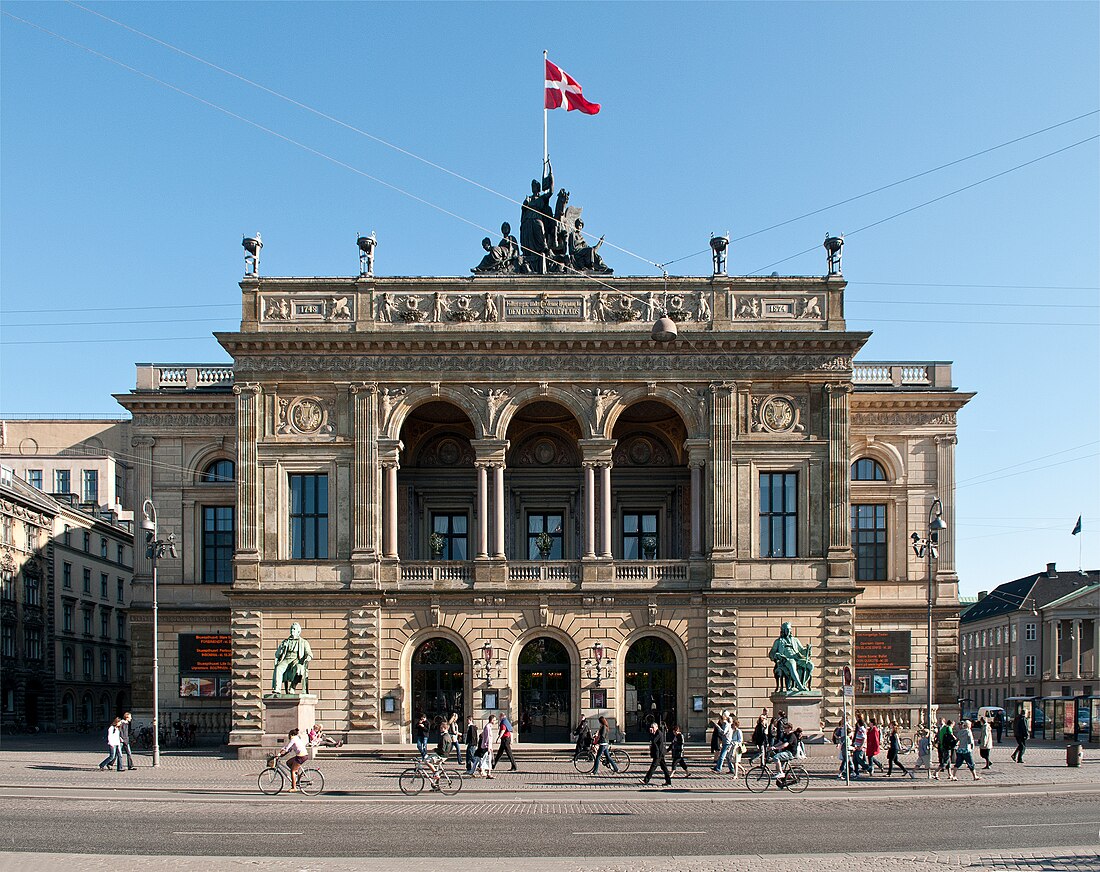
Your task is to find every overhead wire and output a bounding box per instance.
[956,440,1099,485]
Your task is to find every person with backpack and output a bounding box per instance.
[950,719,980,781]
[934,718,958,780]
[573,717,593,760]
[494,714,518,771]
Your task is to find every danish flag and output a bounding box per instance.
[544,58,601,115]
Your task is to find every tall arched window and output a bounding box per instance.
[201,459,235,484]
[850,458,886,481]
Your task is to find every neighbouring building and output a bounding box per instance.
[959,562,1098,741]
[114,198,973,749]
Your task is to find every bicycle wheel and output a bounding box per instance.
[744,765,772,793]
[783,765,810,794]
[298,767,325,796]
[398,767,425,796]
[899,736,914,753]
[610,749,631,773]
[258,767,284,795]
[436,770,462,795]
[573,752,594,773]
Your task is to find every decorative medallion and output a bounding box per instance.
[278,396,335,436]
[533,439,557,465]
[753,395,805,434]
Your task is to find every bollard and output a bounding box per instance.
[1066,743,1082,767]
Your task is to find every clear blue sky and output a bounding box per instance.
[2,2,1097,593]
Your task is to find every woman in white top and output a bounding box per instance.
[98,717,123,771]
[730,717,746,777]
[977,716,994,769]
[279,728,310,791]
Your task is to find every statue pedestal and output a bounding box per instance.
[771,692,823,736]
[263,694,318,740]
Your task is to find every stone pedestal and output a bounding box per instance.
[771,692,823,736]
[263,694,317,740]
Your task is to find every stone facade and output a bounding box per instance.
[115,271,972,747]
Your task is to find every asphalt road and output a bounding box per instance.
[3,783,1099,857]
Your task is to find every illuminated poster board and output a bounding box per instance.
[178,633,232,698]
[856,631,911,696]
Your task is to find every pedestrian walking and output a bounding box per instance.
[436,716,452,758]
[494,714,518,771]
[950,719,980,781]
[886,723,913,778]
[413,714,429,759]
[994,713,1004,744]
[713,713,734,773]
[729,717,746,777]
[914,728,931,771]
[448,713,462,766]
[669,724,689,776]
[477,715,496,778]
[934,719,958,780]
[978,716,993,769]
[851,716,871,778]
[751,715,768,764]
[710,717,723,767]
[1011,711,1029,763]
[98,717,123,771]
[464,715,479,775]
[573,717,593,759]
[833,719,851,779]
[590,715,620,775]
[118,712,136,770]
[866,718,886,772]
[642,721,672,786]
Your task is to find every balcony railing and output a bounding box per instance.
[137,364,235,391]
[613,561,689,583]
[852,361,953,389]
[400,562,472,584]
[508,561,582,583]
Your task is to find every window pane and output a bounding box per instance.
[452,539,467,561]
[453,515,467,534]
[624,514,639,533]
[433,515,449,533]
[624,538,639,560]
[529,515,542,533]
[291,477,303,514]
[316,518,328,558]
[642,513,657,533]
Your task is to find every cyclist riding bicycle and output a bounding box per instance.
[770,724,801,780]
[572,718,593,758]
[277,728,309,792]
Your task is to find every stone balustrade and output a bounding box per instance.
[853,362,953,389]
[136,364,235,391]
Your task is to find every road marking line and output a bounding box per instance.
[983,821,1100,829]
[572,831,705,836]
[173,831,304,836]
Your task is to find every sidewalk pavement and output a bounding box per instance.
[1,741,1095,796]
[6,848,1100,872]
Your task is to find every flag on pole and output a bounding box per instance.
[1072,515,1082,535]
[545,59,601,115]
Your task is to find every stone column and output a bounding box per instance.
[709,382,736,556]
[582,462,596,558]
[475,463,489,558]
[350,383,379,557]
[825,383,853,576]
[600,463,612,558]
[378,439,402,560]
[493,463,506,558]
[1094,619,1100,679]
[130,435,156,581]
[1050,620,1060,679]
[228,606,263,746]
[1073,619,1082,679]
[684,439,709,559]
[934,434,959,576]
[233,383,262,559]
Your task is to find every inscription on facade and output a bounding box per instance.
[504,295,585,320]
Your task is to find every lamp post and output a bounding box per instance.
[477,641,498,686]
[911,497,946,780]
[141,500,176,768]
[586,641,613,687]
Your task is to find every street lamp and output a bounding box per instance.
[141,499,176,768]
[476,641,500,685]
[911,497,946,780]
[586,641,613,687]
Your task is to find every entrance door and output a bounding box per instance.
[518,638,571,742]
[411,638,465,726]
[624,637,677,741]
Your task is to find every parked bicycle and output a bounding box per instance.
[398,753,462,796]
[744,754,810,793]
[572,741,631,774]
[258,755,325,796]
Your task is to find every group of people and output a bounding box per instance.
[833,715,915,780]
[97,712,136,772]
[412,712,518,778]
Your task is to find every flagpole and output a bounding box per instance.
[543,50,549,171]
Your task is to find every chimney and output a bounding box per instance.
[1046,562,1058,578]
[977,591,988,600]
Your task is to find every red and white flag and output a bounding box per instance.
[545,58,601,115]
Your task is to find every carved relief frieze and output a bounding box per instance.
[261,295,354,323]
[131,413,235,430]
[735,294,824,321]
[376,292,501,324]
[851,411,957,427]
[751,394,807,434]
[277,395,335,436]
[470,387,511,431]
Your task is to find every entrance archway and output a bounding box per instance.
[518,638,571,742]
[411,638,465,726]
[624,636,677,741]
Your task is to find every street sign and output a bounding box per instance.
[843,685,854,698]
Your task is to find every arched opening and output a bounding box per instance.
[624,637,677,741]
[100,693,112,723]
[518,638,571,742]
[505,401,582,560]
[201,458,236,483]
[611,401,690,559]
[398,401,476,560]
[411,638,465,726]
[851,458,887,481]
[61,692,75,725]
[81,693,94,726]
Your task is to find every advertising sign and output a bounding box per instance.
[178,634,232,673]
[855,632,912,671]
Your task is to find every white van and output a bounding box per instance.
[976,706,1006,723]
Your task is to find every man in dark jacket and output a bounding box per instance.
[642,721,672,786]
[413,714,429,758]
[1010,712,1029,763]
[464,716,479,774]
[494,715,518,771]
[118,712,135,770]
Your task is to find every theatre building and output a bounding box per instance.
[115,231,972,747]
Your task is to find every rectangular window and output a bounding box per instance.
[117,578,124,603]
[1024,654,1036,676]
[759,472,797,558]
[1011,655,1017,676]
[1,624,14,658]
[116,544,124,565]
[82,532,90,552]
[1025,623,1037,641]
[26,469,42,490]
[1011,624,1017,643]
[0,571,13,601]
[430,513,468,561]
[63,562,72,589]
[82,469,99,503]
[55,469,70,494]
[851,504,887,580]
[83,649,93,679]
[82,608,92,636]
[100,610,109,639]
[63,647,74,678]
[289,474,328,559]
[64,525,71,546]
[0,517,11,546]
[25,523,39,551]
[100,538,108,558]
[117,612,125,641]
[24,627,41,660]
[63,603,74,632]
[82,568,91,593]
[622,511,659,560]
[100,573,109,599]
[24,573,40,607]
[101,651,110,681]
[117,652,126,682]
[202,506,235,582]
[527,512,564,560]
